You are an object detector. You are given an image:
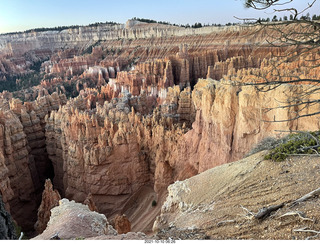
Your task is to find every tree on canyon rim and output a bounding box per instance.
[242,0,320,122]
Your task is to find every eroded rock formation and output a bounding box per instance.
[42,77,320,236]
[0,101,37,231]
[0,19,319,238]
[114,214,131,234]
[84,193,98,212]
[32,198,117,240]
[34,179,61,234]
[0,92,66,232]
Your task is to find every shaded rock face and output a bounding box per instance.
[84,193,98,212]
[114,214,131,234]
[0,20,320,237]
[32,198,117,240]
[0,194,16,240]
[0,102,38,231]
[0,138,14,211]
[34,179,61,234]
[0,92,66,232]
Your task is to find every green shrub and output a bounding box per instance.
[152,200,157,207]
[264,131,320,162]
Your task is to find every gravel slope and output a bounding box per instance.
[154,151,320,240]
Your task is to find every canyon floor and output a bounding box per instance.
[0,19,319,240]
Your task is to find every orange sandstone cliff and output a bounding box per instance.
[0,21,319,237]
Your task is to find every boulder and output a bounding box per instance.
[33,199,117,240]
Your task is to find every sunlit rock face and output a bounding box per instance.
[0,20,319,236]
[32,198,117,240]
[34,179,61,234]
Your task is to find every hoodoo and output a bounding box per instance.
[1,4,320,239]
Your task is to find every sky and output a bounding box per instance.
[0,0,319,34]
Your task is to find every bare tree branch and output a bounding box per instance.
[291,186,320,206]
[278,211,314,221]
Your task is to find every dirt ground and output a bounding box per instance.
[119,185,162,234]
[154,151,320,240]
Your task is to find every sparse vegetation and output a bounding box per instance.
[246,137,279,157]
[13,222,25,240]
[63,81,79,98]
[132,17,239,28]
[0,72,43,92]
[0,21,119,35]
[74,236,85,240]
[29,60,43,72]
[152,200,157,207]
[132,17,171,25]
[81,40,102,55]
[191,23,202,28]
[263,131,320,162]
[248,131,320,162]
[88,21,119,27]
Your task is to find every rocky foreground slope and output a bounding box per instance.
[29,151,320,240]
[153,151,320,240]
[0,19,319,239]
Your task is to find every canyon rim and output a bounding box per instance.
[1,4,320,239]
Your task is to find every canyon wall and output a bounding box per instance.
[42,78,320,232]
[44,92,184,214]
[3,76,316,232]
[0,20,255,56]
[174,78,320,173]
[0,92,66,231]
[0,20,319,236]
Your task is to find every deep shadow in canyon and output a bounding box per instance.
[1,20,320,239]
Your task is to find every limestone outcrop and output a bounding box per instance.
[0,21,258,57]
[32,198,117,240]
[173,78,320,173]
[45,95,154,213]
